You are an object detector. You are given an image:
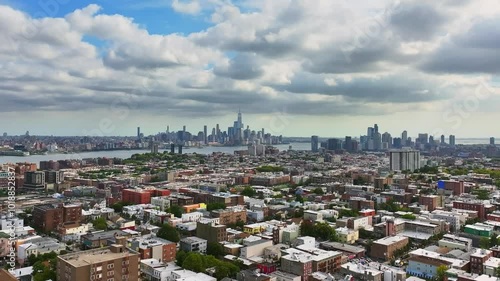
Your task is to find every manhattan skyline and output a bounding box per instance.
[1,1,500,137]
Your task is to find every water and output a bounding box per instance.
[0,138,491,165]
[0,142,312,164]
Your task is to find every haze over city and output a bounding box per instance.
[1,0,500,137]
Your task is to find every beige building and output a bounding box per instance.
[371,236,409,261]
[57,244,139,281]
[336,227,359,244]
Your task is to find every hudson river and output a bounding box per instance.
[0,138,492,165]
[0,143,311,164]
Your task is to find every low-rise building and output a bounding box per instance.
[128,234,177,262]
[180,237,208,254]
[371,236,409,261]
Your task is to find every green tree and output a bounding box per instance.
[92,217,108,230]
[182,253,205,272]
[176,250,187,266]
[207,242,225,257]
[169,205,184,218]
[435,265,448,281]
[157,223,180,242]
[312,187,324,195]
[490,233,498,248]
[401,214,416,220]
[295,194,304,203]
[240,186,257,197]
[207,202,227,211]
[480,237,490,249]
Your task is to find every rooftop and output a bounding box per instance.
[58,245,137,267]
[374,235,408,246]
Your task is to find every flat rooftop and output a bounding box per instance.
[374,235,407,246]
[59,246,137,267]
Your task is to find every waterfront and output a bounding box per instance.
[0,138,493,165]
[0,143,311,164]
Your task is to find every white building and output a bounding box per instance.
[151,196,171,212]
[390,149,421,172]
[431,210,464,232]
[270,270,302,281]
[140,259,181,281]
[181,212,203,223]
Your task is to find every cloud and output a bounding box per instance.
[1,1,500,136]
[171,0,201,15]
[420,18,500,74]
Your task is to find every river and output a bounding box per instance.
[0,138,492,164]
[0,143,312,164]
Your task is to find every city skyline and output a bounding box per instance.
[1,1,500,137]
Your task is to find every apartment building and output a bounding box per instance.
[128,235,177,262]
[33,203,82,232]
[196,219,227,243]
[57,244,139,281]
[371,236,409,260]
[470,248,493,275]
[438,234,472,251]
[212,206,247,225]
[180,237,207,254]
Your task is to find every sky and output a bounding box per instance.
[1,0,500,138]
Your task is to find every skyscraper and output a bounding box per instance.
[374,124,379,134]
[311,136,319,152]
[418,133,429,144]
[402,130,408,146]
[440,135,445,145]
[491,137,496,145]
[449,135,456,146]
[344,136,353,152]
[137,127,141,139]
[203,125,208,144]
[382,132,392,149]
[390,149,421,172]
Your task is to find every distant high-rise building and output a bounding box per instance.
[402,131,408,144]
[390,149,421,172]
[367,127,374,138]
[216,124,220,141]
[418,133,429,144]
[429,135,434,144]
[374,124,379,134]
[311,136,319,152]
[344,136,353,152]
[203,125,208,144]
[393,138,402,148]
[151,143,159,154]
[327,138,342,151]
[382,132,392,149]
[490,137,495,145]
[449,135,456,146]
[440,135,445,145]
[137,127,141,139]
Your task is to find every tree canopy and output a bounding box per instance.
[157,223,180,242]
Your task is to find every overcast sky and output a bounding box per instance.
[1,0,499,138]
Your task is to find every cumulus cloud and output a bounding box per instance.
[171,0,202,15]
[1,0,500,136]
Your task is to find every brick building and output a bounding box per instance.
[211,206,247,225]
[453,201,495,221]
[196,219,227,243]
[371,236,409,261]
[57,245,139,281]
[122,189,151,205]
[33,203,82,232]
